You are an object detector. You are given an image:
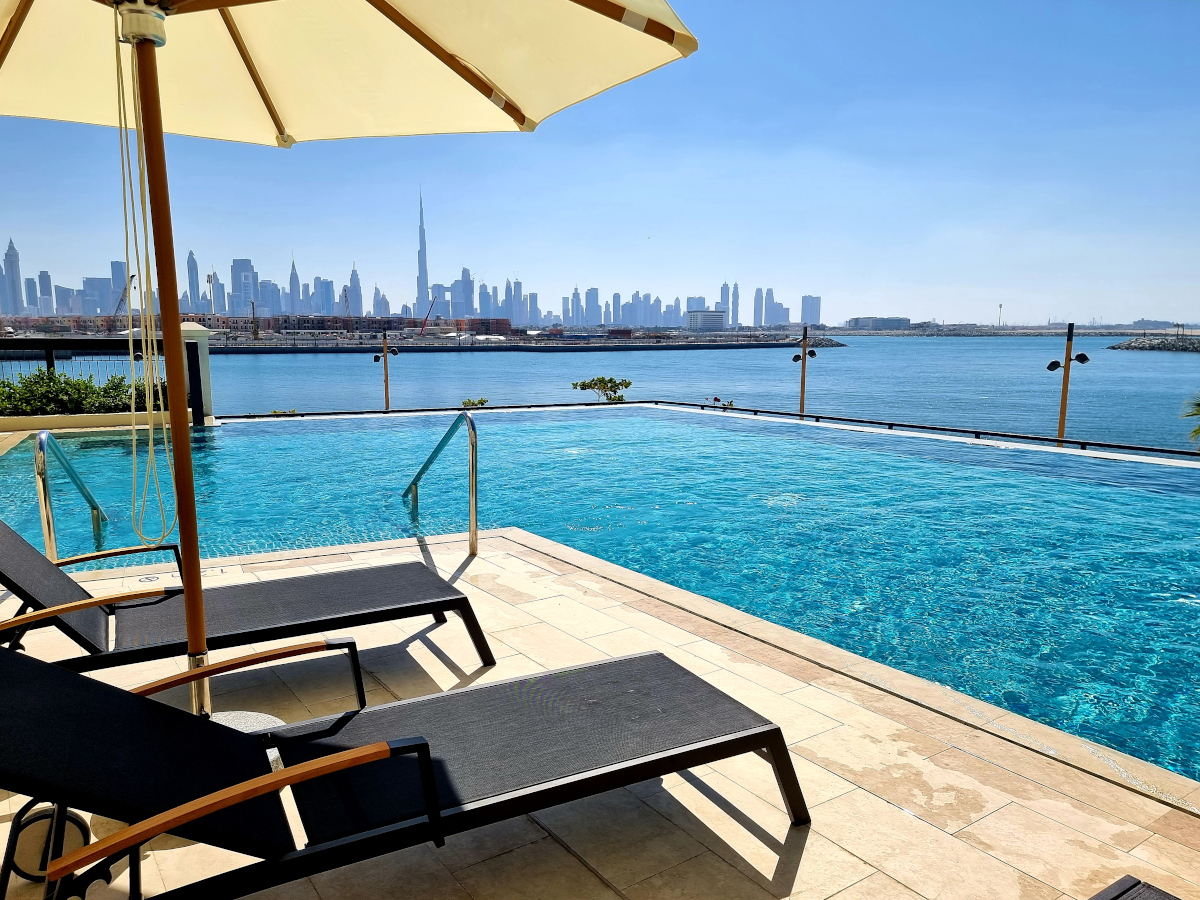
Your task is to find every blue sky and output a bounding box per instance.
[2,0,1198,325]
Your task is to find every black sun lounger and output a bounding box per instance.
[0,519,494,670]
[0,648,809,900]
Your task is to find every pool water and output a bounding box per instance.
[1,408,1198,778]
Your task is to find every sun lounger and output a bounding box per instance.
[0,519,495,670]
[1090,876,1182,900]
[0,647,809,900]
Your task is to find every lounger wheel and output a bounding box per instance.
[8,806,90,883]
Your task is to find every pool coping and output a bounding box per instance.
[50,526,1200,822]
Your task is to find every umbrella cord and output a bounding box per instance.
[114,11,177,549]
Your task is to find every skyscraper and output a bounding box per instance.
[110,261,128,312]
[585,287,600,326]
[562,296,569,324]
[38,270,52,316]
[753,288,764,328]
[289,260,301,315]
[82,277,112,316]
[718,282,730,312]
[570,287,582,326]
[503,279,513,320]
[800,295,821,325]
[24,278,38,310]
[478,282,491,317]
[731,283,740,327]
[186,251,200,317]
[348,265,363,317]
[231,259,257,317]
[416,194,430,318]
[4,239,22,315]
[211,272,226,314]
[612,293,621,325]
[512,279,524,324]
[373,286,391,317]
[451,268,474,318]
[528,292,539,325]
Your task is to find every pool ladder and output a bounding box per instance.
[34,430,108,561]
[403,412,478,556]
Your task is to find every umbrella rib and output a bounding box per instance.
[0,0,36,73]
[219,7,294,147]
[565,0,696,55]
[359,0,532,132]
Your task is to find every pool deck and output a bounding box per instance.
[5,527,1200,900]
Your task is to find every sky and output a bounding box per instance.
[1,0,1198,326]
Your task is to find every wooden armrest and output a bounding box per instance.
[0,588,180,634]
[56,544,183,572]
[133,641,331,696]
[48,739,419,881]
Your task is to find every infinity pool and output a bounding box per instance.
[2,408,1198,778]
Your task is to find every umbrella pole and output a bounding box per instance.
[134,38,210,715]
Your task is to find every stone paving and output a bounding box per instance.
[4,527,1200,900]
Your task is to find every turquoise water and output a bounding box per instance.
[1,408,1198,778]
[210,335,1200,448]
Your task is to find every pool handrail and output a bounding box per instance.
[403,412,477,555]
[34,430,109,561]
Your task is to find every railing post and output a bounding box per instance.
[43,347,55,374]
[34,438,57,561]
[468,419,477,556]
[184,341,205,427]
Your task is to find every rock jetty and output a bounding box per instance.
[797,336,848,348]
[1107,337,1200,352]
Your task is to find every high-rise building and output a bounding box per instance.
[764,289,790,326]
[718,282,729,312]
[415,194,430,317]
[110,261,128,312]
[300,282,311,314]
[753,288,764,328]
[288,260,301,315]
[38,271,53,316]
[585,287,600,326]
[230,259,257,317]
[561,296,569,324]
[570,287,582,326]
[374,286,391,317]
[513,279,524,324]
[503,279,513,321]
[347,265,363,317]
[528,292,539,325]
[313,278,334,315]
[24,277,38,310]
[54,285,77,315]
[186,251,200,317]
[490,286,497,316]
[801,295,821,326]
[451,268,474,318]
[81,277,112,316]
[603,301,611,325]
[211,272,226,314]
[611,293,621,325]
[478,282,490,317]
[686,297,706,311]
[431,284,450,319]
[3,239,22,316]
[731,283,740,327]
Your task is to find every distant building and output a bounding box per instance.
[416,194,430,316]
[38,270,53,316]
[451,268,474,318]
[111,261,128,311]
[685,308,729,332]
[187,251,201,317]
[288,261,301,314]
[478,282,491,317]
[585,287,600,326]
[431,283,450,319]
[612,292,621,325]
[211,272,227,314]
[528,292,540,324]
[259,279,282,316]
[753,288,764,327]
[847,316,910,330]
[347,265,363,317]
[230,259,258,317]
[513,279,524,324]
[81,277,112,316]
[731,283,740,327]
[718,283,729,313]
[800,295,821,326]
[3,239,22,316]
[571,287,582,326]
[686,296,707,311]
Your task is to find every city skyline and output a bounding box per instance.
[1,0,1196,325]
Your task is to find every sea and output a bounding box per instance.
[209,336,1200,449]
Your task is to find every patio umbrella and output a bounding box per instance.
[0,0,696,713]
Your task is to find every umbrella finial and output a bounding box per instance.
[118,0,166,47]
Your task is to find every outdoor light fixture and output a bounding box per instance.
[791,326,818,415]
[373,330,398,410]
[1047,323,1088,446]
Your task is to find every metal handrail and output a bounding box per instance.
[34,430,108,561]
[402,412,477,555]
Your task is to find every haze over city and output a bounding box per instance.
[2,0,1198,325]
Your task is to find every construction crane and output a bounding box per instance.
[104,276,135,334]
[417,295,437,336]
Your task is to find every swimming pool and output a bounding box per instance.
[1,407,1198,779]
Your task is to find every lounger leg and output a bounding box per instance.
[433,610,448,624]
[41,803,68,900]
[761,732,810,826]
[456,601,496,666]
[0,797,36,899]
[128,844,143,900]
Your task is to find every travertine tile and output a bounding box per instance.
[519,596,627,639]
[827,871,923,900]
[534,788,705,889]
[464,571,559,605]
[624,850,776,900]
[647,771,872,898]
[490,622,607,669]
[271,652,384,706]
[685,640,811,694]
[702,669,840,744]
[958,803,1199,900]
[601,603,701,645]
[586,627,720,676]
[1131,834,1200,883]
[812,790,1060,900]
[1148,810,1200,854]
[454,836,622,900]
[309,843,469,900]
[435,815,547,872]
[707,750,856,813]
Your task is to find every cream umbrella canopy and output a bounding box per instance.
[0,0,696,714]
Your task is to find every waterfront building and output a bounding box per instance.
[585,287,600,326]
[847,316,910,330]
[801,295,821,326]
[3,239,21,316]
[731,283,740,326]
[415,194,430,316]
[187,251,200,317]
[685,308,728,331]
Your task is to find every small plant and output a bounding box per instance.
[1186,391,1200,442]
[0,369,166,416]
[270,409,297,416]
[704,396,734,408]
[572,377,632,403]
[461,397,489,408]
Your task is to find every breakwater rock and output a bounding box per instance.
[800,337,848,348]
[1107,337,1200,352]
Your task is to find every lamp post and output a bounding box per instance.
[791,325,818,416]
[1046,322,1089,447]
[373,326,399,410]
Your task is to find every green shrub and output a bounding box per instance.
[572,377,632,403]
[0,369,167,416]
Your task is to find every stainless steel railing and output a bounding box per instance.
[34,430,108,561]
[402,412,477,555]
